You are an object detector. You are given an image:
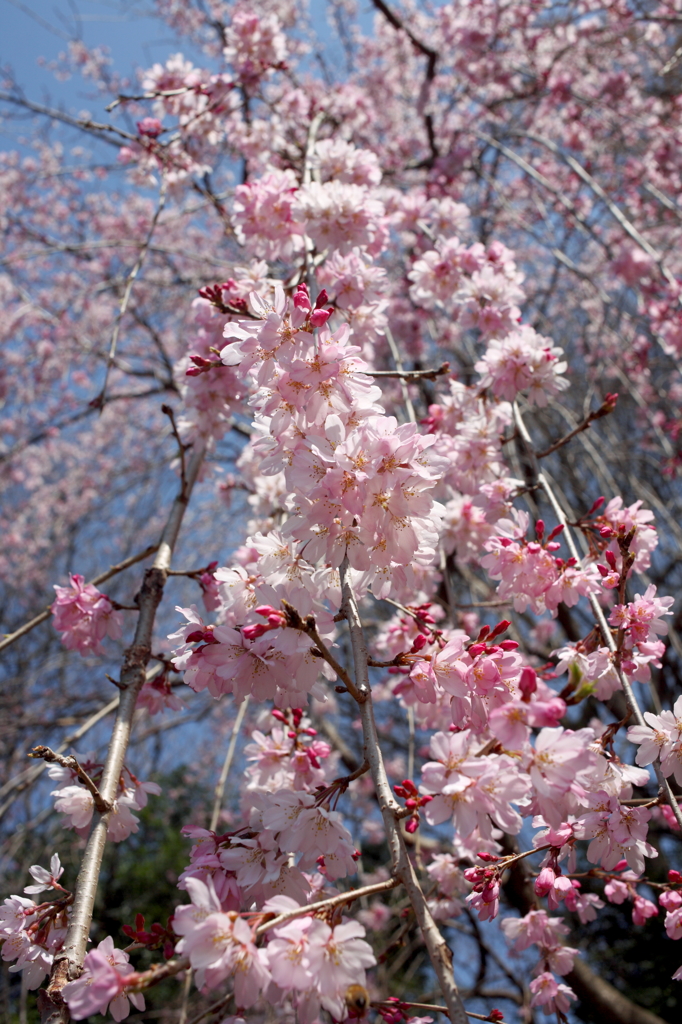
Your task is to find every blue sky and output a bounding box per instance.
[0,0,363,113]
[1,0,196,118]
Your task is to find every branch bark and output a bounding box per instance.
[39,446,205,1024]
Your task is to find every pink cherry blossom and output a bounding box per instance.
[51,574,123,656]
[62,938,144,1022]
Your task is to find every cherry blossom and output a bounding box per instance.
[51,575,123,656]
[62,938,145,1021]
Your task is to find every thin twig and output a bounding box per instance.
[0,92,137,146]
[162,404,188,496]
[94,181,168,411]
[126,958,190,992]
[384,325,417,424]
[375,1002,503,1023]
[254,877,400,937]
[535,395,617,459]
[209,697,249,832]
[184,994,232,1024]
[27,749,111,813]
[370,362,450,381]
[281,601,362,699]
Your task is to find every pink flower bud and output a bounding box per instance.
[587,496,605,515]
[310,307,332,327]
[535,865,556,897]
[242,622,268,639]
[519,666,537,699]
[293,283,311,310]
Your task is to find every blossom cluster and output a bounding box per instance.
[50,574,122,656]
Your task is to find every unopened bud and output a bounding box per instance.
[519,666,537,700]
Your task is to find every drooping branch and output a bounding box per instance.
[339,559,469,1024]
[513,403,682,833]
[254,876,401,937]
[209,696,249,833]
[500,836,669,1024]
[95,181,168,410]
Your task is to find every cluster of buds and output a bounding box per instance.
[184,624,219,649]
[292,282,334,329]
[272,706,317,741]
[534,848,574,910]
[121,913,175,960]
[197,282,248,314]
[242,604,288,640]
[596,548,621,590]
[465,619,514,659]
[393,779,433,834]
[533,520,575,576]
[464,855,502,920]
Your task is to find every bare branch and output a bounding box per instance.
[209,697,249,833]
[370,362,450,381]
[94,181,168,411]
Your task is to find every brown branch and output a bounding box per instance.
[280,600,363,700]
[536,394,618,458]
[126,957,190,992]
[368,0,439,162]
[94,182,167,411]
[376,1003,505,1023]
[0,92,135,147]
[161,404,188,496]
[27,748,110,813]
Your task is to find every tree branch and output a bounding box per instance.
[339,558,469,1024]
[513,403,682,834]
[40,445,205,1023]
[27,748,110,813]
